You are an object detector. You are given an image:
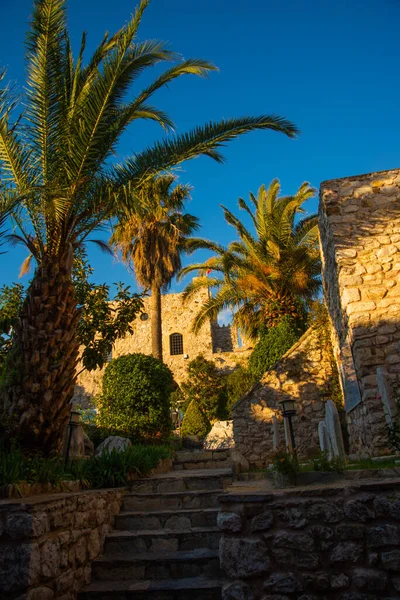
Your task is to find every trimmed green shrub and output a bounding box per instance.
[97,353,173,438]
[180,400,211,439]
[181,355,227,421]
[225,367,256,415]
[248,316,302,380]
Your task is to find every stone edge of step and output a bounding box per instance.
[92,548,219,565]
[83,576,226,593]
[106,526,220,539]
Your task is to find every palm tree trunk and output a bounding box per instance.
[151,284,163,361]
[2,257,80,456]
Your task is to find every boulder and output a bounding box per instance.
[95,436,132,456]
[204,420,234,450]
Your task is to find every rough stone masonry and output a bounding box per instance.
[319,168,400,456]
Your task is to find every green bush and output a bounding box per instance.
[181,355,227,421]
[248,316,302,380]
[225,367,256,415]
[97,353,173,438]
[180,400,211,439]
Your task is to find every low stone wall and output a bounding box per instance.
[0,487,125,600]
[219,478,400,599]
[232,327,341,467]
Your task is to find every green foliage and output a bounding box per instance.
[97,353,173,438]
[225,367,256,414]
[272,447,300,479]
[73,250,144,371]
[248,316,302,379]
[0,443,172,489]
[0,252,144,376]
[311,451,345,473]
[0,284,25,374]
[181,355,228,421]
[180,400,211,439]
[308,301,344,408]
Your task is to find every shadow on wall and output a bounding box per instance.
[319,172,400,455]
[232,331,344,468]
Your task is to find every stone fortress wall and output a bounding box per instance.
[74,284,252,406]
[319,168,400,456]
[232,327,336,467]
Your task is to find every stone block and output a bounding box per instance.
[217,512,243,533]
[367,524,400,548]
[222,581,254,600]
[352,568,388,591]
[272,531,314,551]
[219,536,270,578]
[335,524,365,540]
[0,542,41,593]
[278,507,307,529]
[330,573,350,590]
[344,499,375,522]
[27,587,54,600]
[263,572,302,593]
[251,510,274,532]
[309,525,335,550]
[271,546,320,569]
[330,542,363,564]
[381,549,400,571]
[308,502,344,523]
[41,539,60,579]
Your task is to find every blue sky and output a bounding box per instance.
[1,0,400,314]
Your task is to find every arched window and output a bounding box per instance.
[170,333,183,356]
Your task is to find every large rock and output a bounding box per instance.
[220,536,270,578]
[222,581,254,600]
[95,436,132,456]
[63,423,94,459]
[204,420,234,450]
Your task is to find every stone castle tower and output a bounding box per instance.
[73,283,252,406]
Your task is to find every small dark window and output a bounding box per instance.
[170,333,183,356]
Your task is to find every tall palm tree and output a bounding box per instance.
[111,174,198,362]
[0,0,297,454]
[180,179,321,339]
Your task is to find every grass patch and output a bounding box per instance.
[0,444,172,490]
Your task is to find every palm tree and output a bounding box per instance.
[0,0,297,454]
[111,174,198,362]
[180,179,321,339]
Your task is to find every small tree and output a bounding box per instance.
[97,353,173,438]
[225,367,256,415]
[181,400,211,439]
[181,355,227,421]
[248,316,302,380]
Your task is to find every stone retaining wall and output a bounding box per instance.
[219,478,400,600]
[0,488,124,600]
[232,327,340,467]
[319,168,400,455]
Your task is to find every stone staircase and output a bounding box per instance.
[79,449,233,600]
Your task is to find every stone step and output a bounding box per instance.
[104,527,221,554]
[91,549,221,581]
[123,489,224,511]
[175,449,230,462]
[173,458,232,471]
[115,508,218,531]
[80,576,224,600]
[127,469,233,495]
